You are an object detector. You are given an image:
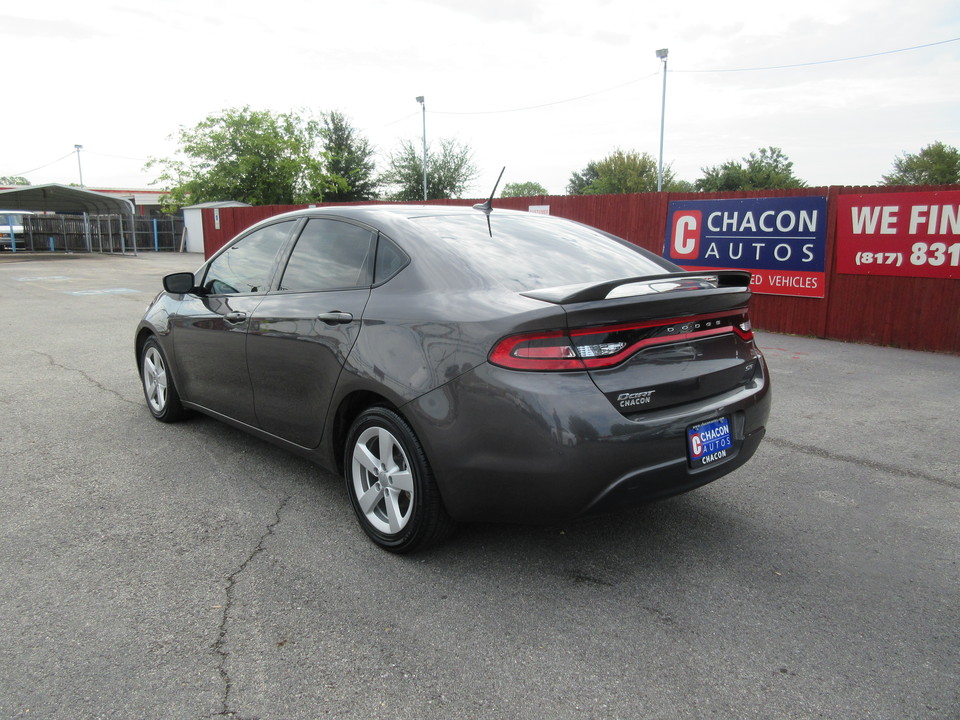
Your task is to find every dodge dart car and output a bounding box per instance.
[136,205,770,552]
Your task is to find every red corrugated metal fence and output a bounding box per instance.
[199,186,959,354]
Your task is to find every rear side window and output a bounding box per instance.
[410,213,675,292]
[203,221,295,294]
[374,234,408,284]
[279,219,375,292]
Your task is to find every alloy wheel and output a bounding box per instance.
[142,346,169,414]
[350,426,415,535]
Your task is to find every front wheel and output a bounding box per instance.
[140,337,187,423]
[344,407,454,553]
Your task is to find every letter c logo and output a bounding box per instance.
[691,433,703,457]
[671,211,701,259]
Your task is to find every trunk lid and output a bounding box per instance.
[522,271,763,414]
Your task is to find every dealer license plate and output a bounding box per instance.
[687,417,733,468]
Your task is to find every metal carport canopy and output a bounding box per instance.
[0,184,134,215]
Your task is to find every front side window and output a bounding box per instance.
[279,219,375,292]
[203,221,295,294]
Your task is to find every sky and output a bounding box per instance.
[3,0,959,198]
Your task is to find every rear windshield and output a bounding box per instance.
[409,213,674,291]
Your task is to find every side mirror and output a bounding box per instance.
[163,272,198,295]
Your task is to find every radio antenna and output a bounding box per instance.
[473,167,506,216]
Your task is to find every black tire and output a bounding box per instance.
[139,337,187,423]
[344,407,454,553]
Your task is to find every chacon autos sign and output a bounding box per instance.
[663,196,828,298]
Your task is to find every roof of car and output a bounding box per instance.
[244,204,553,241]
[269,204,535,222]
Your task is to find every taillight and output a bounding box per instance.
[489,310,753,371]
[488,330,586,371]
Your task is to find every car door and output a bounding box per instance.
[246,218,376,447]
[171,219,297,425]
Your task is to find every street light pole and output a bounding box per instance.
[656,48,668,192]
[416,96,427,201]
[74,144,84,187]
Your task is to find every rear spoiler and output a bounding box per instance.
[521,270,752,305]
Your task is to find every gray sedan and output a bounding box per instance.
[136,205,771,552]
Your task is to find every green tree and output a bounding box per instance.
[696,147,806,191]
[147,106,338,209]
[881,141,960,186]
[0,176,30,186]
[695,160,746,192]
[379,138,477,201]
[321,111,378,202]
[501,181,548,198]
[567,150,677,194]
[566,162,600,195]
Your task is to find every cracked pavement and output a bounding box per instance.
[214,495,291,720]
[0,253,957,719]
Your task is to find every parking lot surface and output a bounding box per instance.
[0,252,957,720]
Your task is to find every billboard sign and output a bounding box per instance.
[836,191,960,279]
[663,197,828,298]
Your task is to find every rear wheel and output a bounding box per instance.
[140,337,186,422]
[344,407,454,553]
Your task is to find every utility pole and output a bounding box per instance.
[416,96,427,201]
[656,49,668,192]
[74,144,84,187]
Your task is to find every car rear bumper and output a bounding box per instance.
[403,358,771,524]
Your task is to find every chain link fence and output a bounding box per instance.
[10,214,184,253]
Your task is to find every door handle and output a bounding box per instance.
[224,311,247,323]
[316,311,354,325]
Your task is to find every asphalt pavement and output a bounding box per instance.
[0,252,957,720]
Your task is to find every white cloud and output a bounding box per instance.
[2,0,957,194]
